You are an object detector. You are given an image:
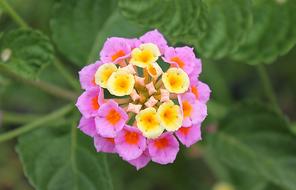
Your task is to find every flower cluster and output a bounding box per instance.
[76,30,210,170]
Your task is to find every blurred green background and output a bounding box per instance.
[0,0,296,190]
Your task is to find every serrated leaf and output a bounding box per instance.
[231,0,296,64]
[0,29,54,79]
[16,125,113,190]
[118,0,207,43]
[195,0,252,59]
[50,0,144,66]
[207,102,296,190]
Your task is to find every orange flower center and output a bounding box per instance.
[154,138,169,149]
[111,50,126,62]
[179,127,190,136]
[124,131,139,145]
[171,56,185,69]
[191,86,199,99]
[91,96,100,110]
[91,77,96,85]
[182,101,192,118]
[106,138,115,144]
[106,109,121,125]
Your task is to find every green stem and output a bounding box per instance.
[0,64,78,101]
[1,111,41,125]
[0,0,28,28]
[1,0,80,92]
[0,104,73,143]
[53,58,81,91]
[256,64,281,113]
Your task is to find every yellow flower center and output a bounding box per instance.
[130,43,160,68]
[95,63,117,88]
[107,70,135,96]
[162,68,189,94]
[182,101,193,118]
[157,100,182,131]
[136,108,163,139]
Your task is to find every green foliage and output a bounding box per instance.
[50,0,144,66]
[118,0,296,64]
[231,0,296,64]
[207,102,296,190]
[119,0,207,42]
[0,29,54,79]
[16,124,113,190]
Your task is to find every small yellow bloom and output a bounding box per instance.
[213,183,235,190]
[136,107,164,139]
[157,101,182,131]
[162,68,189,93]
[107,70,135,96]
[147,62,163,78]
[130,43,161,68]
[95,63,117,88]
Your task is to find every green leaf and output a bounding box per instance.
[231,0,296,64]
[16,124,113,190]
[207,101,296,190]
[195,0,252,59]
[50,0,144,66]
[0,29,54,79]
[118,0,207,43]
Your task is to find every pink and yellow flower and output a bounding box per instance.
[115,125,146,160]
[76,29,210,169]
[94,135,116,153]
[175,124,202,147]
[148,132,179,164]
[78,61,102,90]
[76,87,104,118]
[95,100,128,138]
[164,46,201,77]
[179,92,207,127]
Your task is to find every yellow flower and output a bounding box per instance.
[162,68,189,93]
[157,100,182,131]
[107,70,135,96]
[147,62,163,78]
[95,63,117,88]
[130,43,161,68]
[213,183,235,190]
[136,107,164,139]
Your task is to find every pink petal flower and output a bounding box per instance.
[175,124,202,147]
[127,103,142,114]
[148,132,179,164]
[190,80,211,103]
[164,46,201,76]
[78,117,97,137]
[188,58,202,82]
[179,92,207,127]
[78,61,102,90]
[127,149,151,170]
[95,100,128,138]
[94,135,116,153]
[145,82,157,95]
[144,96,158,108]
[100,37,135,63]
[115,125,147,160]
[139,29,168,55]
[76,88,101,118]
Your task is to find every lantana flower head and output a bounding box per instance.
[76,30,211,170]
